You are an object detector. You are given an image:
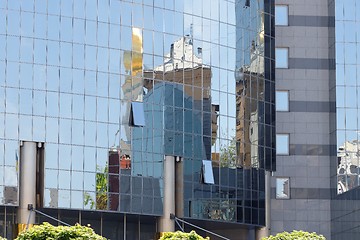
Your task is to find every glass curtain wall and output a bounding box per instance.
[331,0,360,239]
[0,0,274,229]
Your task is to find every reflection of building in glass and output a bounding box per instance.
[143,36,213,159]
[0,0,275,239]
[337,141,360,194]
[275,178,289,199]
[330,0,360,238]
[236,56,264,168]
[108,150,131,211]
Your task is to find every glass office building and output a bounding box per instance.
[0,0,275,238]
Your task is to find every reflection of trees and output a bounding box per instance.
[84,166,108,210]
[219,137,237,168]
[201,199,236,222]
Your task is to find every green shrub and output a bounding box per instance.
[15,222,106,240]
[262,230,326,240]
[0,236,6,240]
[159,230,210,240]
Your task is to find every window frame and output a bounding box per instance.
[276,90,289,111]
[276,133,290,155]
[275,5,289,26]
[129,101,146,127]
[202,160,215,184]
[275,47,289,69]
[276,177,290,199]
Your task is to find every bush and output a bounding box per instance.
[159,230,210,240]
[0,236,6,240]
[262,230,326,240]
[15,222,106,240]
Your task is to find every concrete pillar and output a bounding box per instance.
[158,155,175,232]
[17,141,37,232]
[256,171,271,239]
[175,157,183,218]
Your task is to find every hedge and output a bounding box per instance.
[159,230,210,240]
[262,230,326,240]
[15,222,106,240]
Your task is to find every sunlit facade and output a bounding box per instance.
[272,0,360,239]
[0,0,275,239]
[271,0,334,238]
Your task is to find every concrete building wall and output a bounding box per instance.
[272,0,333,238]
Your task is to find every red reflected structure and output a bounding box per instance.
[108,150,131,211]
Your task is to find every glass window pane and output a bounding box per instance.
[0,36,5,60]
[130,102,146,127]
[276,91,289,111]
[202,160,215,184]
[20,37,33,63]
[74,0,85,19]
[48,15,60,41]
[7,36,20,62]
[5,114,18,140]
[19,115,32,140]
[19,89,32,115]
[276,177,290,199]
[46,117,59,143]
[33,116,45,142]
[276,134,289,155]
[275,5,288,26]
[275,48,288,68]
[8,10,20,36]
[33,90,46,116]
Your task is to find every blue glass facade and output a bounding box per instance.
[0,0,274,238]
[332,0,360,239]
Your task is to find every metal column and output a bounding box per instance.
[255,171,271,239]
[158,155,175,233]
[17,141,37,232]
[175,157,183,218]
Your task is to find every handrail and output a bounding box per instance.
[27,204,71,227]
[170,214,231,240]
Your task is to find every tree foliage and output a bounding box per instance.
[262,230,326,240]
[0,236,6,240]
[219,137,237,168]
[15,222,106,240]
[84,166,108,210]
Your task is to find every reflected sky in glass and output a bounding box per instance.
[275,48,288,68]
[276,134,289,155]
[336,0,360,193]
[0,0,275,223]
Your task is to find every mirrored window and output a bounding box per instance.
[276,91,289,111]
[275,48,288,69]
[202,160,215,184]
[276,134,289,155]
[275,5,288,26]
[276,177,290,199]
[130,102,146,127]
